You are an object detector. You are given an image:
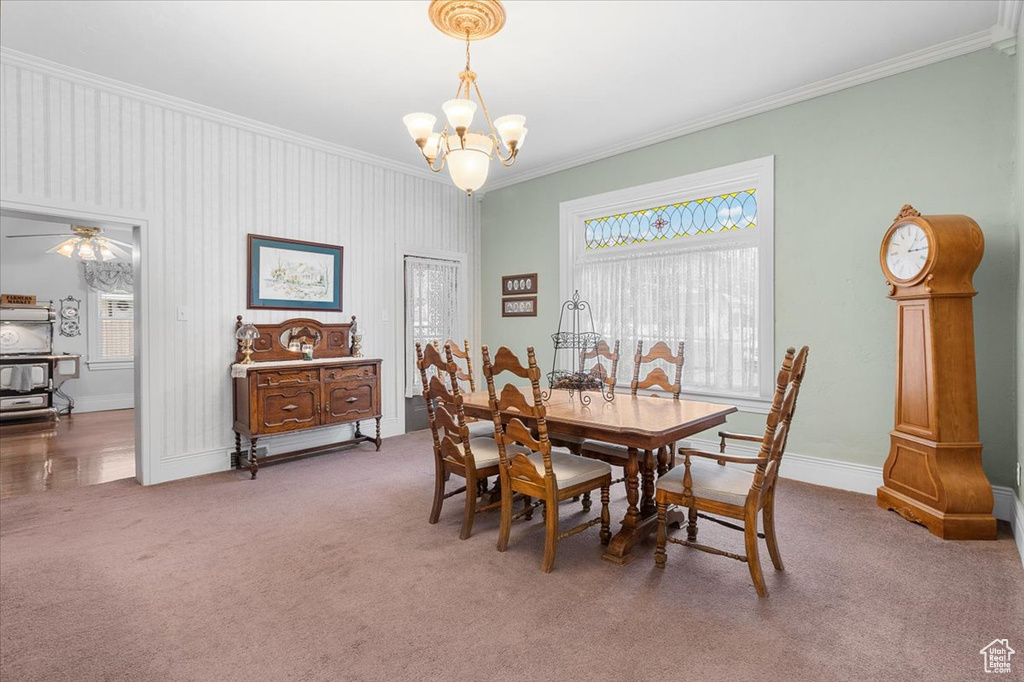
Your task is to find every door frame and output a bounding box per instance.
[0,194,153,485]
[393,244,469,435]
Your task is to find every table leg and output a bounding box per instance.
[641,449,656,518]
[603,447,644,564]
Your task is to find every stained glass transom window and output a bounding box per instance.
[584,189,757,251]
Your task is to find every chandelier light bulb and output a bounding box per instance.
[442,99,477,130]
[494,114,526,149]
[402,112,437,142]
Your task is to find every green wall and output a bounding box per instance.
[480,50,1019,488]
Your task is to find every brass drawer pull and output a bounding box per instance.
[345,396,359,403]
[281,404,298,412]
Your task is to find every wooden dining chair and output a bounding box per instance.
[417,341,513,540]
[579,340,685,481]
[436,338,493,440]
[481,344,612,573]
[654,346,809,597]
[550,339,620,451]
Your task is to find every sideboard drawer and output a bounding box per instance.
[324,379,377,424]
[256,385,320,434]
[254,369,321,388]
[324,364,377,383]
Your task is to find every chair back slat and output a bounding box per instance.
[442,338,476,392]
[481,345,555,479]
[630,340,685,399]
[579,339,620,391]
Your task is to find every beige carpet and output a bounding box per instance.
[1,428,1021,682]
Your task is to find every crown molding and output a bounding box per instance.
[484,27,1003,192]
[0,47,448,185]
[992,0,1022,55]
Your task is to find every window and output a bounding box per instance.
[559,157,774,408]
[404,255,465,397]
[88,292,134,370]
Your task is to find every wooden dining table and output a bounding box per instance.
[461,388,737,564]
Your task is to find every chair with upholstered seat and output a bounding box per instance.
[654,346,809,597]
[437,338,493,440]
[481,344,612,573]
[579,340,684,495]
[418,341,513,540]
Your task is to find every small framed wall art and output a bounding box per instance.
[247,234,344,311]
[502,273,537,296]
[502,296,537,317]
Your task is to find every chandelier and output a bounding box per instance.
[403,0,526,194]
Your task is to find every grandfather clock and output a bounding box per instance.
[876,205,996,540]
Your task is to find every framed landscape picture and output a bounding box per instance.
[247,234,343,311]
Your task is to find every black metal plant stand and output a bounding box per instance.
[544,290,615,405]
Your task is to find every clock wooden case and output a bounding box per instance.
[876,205,996,540]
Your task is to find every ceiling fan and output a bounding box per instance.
[6,225,132,261]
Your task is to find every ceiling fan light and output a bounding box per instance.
[77,239,97,261]
[98,243,116,261]
[442,99,477,130]
[402,112,437,142]
[47,237,79,258]
[494,114,526,148]
[446,148,490,194]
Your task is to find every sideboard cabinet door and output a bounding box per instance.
[256,383,321,434]
[324,377,378,424]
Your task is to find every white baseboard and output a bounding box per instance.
[71,393,134,414]
[684,437,1016,523]
[150,417,401,485]
[1014,495,1024,570]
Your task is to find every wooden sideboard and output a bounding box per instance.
[231,316,382,479]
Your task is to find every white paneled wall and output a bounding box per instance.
[0,50,480,484]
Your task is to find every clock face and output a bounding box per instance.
[885,222,930,281]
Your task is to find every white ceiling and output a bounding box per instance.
[0,1,1006,188]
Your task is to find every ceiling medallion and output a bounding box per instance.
[403,0,525,195]
[428,0,506,41]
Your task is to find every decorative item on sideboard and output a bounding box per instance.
[235,322,260,365]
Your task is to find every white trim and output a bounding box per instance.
[559,156,774,401]
[1013,494,1024,570]
[1,194,153,485]
[486,28,1003,191]
[72,392,134,414]
[157,418,402,482]
[0,47,445,185]
[685,436,1018,525]
[993,1,1023,55]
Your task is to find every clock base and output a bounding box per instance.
[877,431,996,540]
[877,486,996,540]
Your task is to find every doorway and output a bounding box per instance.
[402,253,467,432]
[0,210,138,498]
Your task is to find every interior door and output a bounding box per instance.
[403,255,464,432]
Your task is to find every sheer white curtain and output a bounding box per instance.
[577,240,759,396]
[405,256,462,397]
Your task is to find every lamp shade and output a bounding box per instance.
[47,238,78,258]
[77,240,96,261]
[402,112,437,142]
[422,132,442,160]
[442,99,477,129]
[494,115,526,149]
[446,148,490,193]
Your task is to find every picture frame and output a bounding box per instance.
[502,296,537,317]
[501,273,538,296]
[247,234,344,311]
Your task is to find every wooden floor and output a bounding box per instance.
[0,409,135,499]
